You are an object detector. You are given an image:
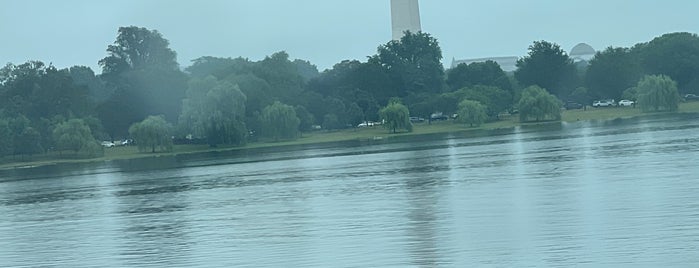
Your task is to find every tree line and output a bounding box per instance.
[1,26,696,159]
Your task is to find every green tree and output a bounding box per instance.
[457,100,487,127]
[456,85,512,118]
[379,100,412,133]
[322,113,341,130]
[515,41,576,97]
[569,87,591,105]
[129,115,173,153]
[52,119,98,154]
[294,105,315,132]
[586,47,642,100]
[0,119,13,157]
[261,101,300,141]
[15,127,43,157]
[179,76,247,146]
[636,32,699,93]
[371,31,445,96]
[517,86,562,122]
[447,61,512,92]
[636,75,680,112]
[99,26,179,75]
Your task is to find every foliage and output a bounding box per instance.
[0,119,13,157]
[370,31,445,96]
[129,115,173,153]
[99,26,179,75]
[457,100,487,127]
[52,119,98,154]
[179,76,247,146]
[622,87,638,101]
[636,32,699,93]
[517,86,562,122]
[261,101,300,141]
[322,114,342,130]
[294,105,315,132]
[457,85,512,117]
[515,41,576,97]
[15,127,43,156]
[586,47,642,100]
[636,75,680,112]
[379,100,412,133]
[569,87,591,105]
[447,61,512,92]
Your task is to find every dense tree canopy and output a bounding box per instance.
[261,101,300,141]
[586,47,642,100]
[52,119,99,155]
[515,41,576,97]
[371,31,445,96]
[99,26,179,75]
[457,100,487,127]
[636,32,699,93]
[447,61,512,92]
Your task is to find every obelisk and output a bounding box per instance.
[391,0,422,40]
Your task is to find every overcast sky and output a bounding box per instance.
[1,0,698,73]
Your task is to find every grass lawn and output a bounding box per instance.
[3,101,699,170]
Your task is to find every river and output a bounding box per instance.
[1,114,699,267]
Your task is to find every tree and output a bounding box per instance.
[52,119,98,154]
[456,85,512,118]
[129,115,173,153]
[517,86,562,122]
[586,47,642,100]
[179,76,247,146]
[0,119,13,157]
[569,87,592,106]
[98,26,187,138]
[370,31,445,96]
[261,101,300,141]
[379,100,412,133]
[636,75,680,112]
[15,127,43,157]
[457,100,487,127]
[294,105,315,132]
[99,26,179,76]
[447,61,512,92]
[636,32,699,93]
[515,41,576,97]
[322,114,341,130]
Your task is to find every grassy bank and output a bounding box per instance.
[3,101,699,170]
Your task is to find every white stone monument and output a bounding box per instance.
[391,0,422,40]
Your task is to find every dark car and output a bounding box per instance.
[430,112,449,121]
[564,101,583,110]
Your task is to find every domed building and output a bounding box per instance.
[570,43,596,62]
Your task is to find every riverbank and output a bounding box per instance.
[2,101,699,170]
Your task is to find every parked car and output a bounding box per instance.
[564,101,583,110]
[409,116,425,123]
[593,99,616,107]
[684,94,699,101]
[101,141,115,148]
[618,99,635,107]
[430,112,449,121]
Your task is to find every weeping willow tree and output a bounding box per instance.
[636,75,680,112]
[517,85,562,122]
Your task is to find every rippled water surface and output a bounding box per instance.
[2,114,699,267]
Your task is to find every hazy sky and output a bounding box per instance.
[1,0,698,73]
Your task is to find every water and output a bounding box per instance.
[1,114,699,267]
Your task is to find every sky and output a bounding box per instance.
[1,0,698,73]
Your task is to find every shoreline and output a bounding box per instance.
[2,102,699,171]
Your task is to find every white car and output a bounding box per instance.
[618,100,635,107]
[593,99,616,107]
[101,141,115,148]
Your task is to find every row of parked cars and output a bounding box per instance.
[101,139,133,148]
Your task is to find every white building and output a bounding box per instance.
[391,0,422,40]
[451,56,519,72]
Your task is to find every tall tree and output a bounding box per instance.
[586,47,642,100]
[99,26,179,76]
[636,32,699,93]
[370,31,445,96]
[447,61,512,92]
[515,41,576,97]
[53,119,99,155]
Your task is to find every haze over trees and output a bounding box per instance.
[1,25,697,161]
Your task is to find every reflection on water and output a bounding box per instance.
[1,113,699,267]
